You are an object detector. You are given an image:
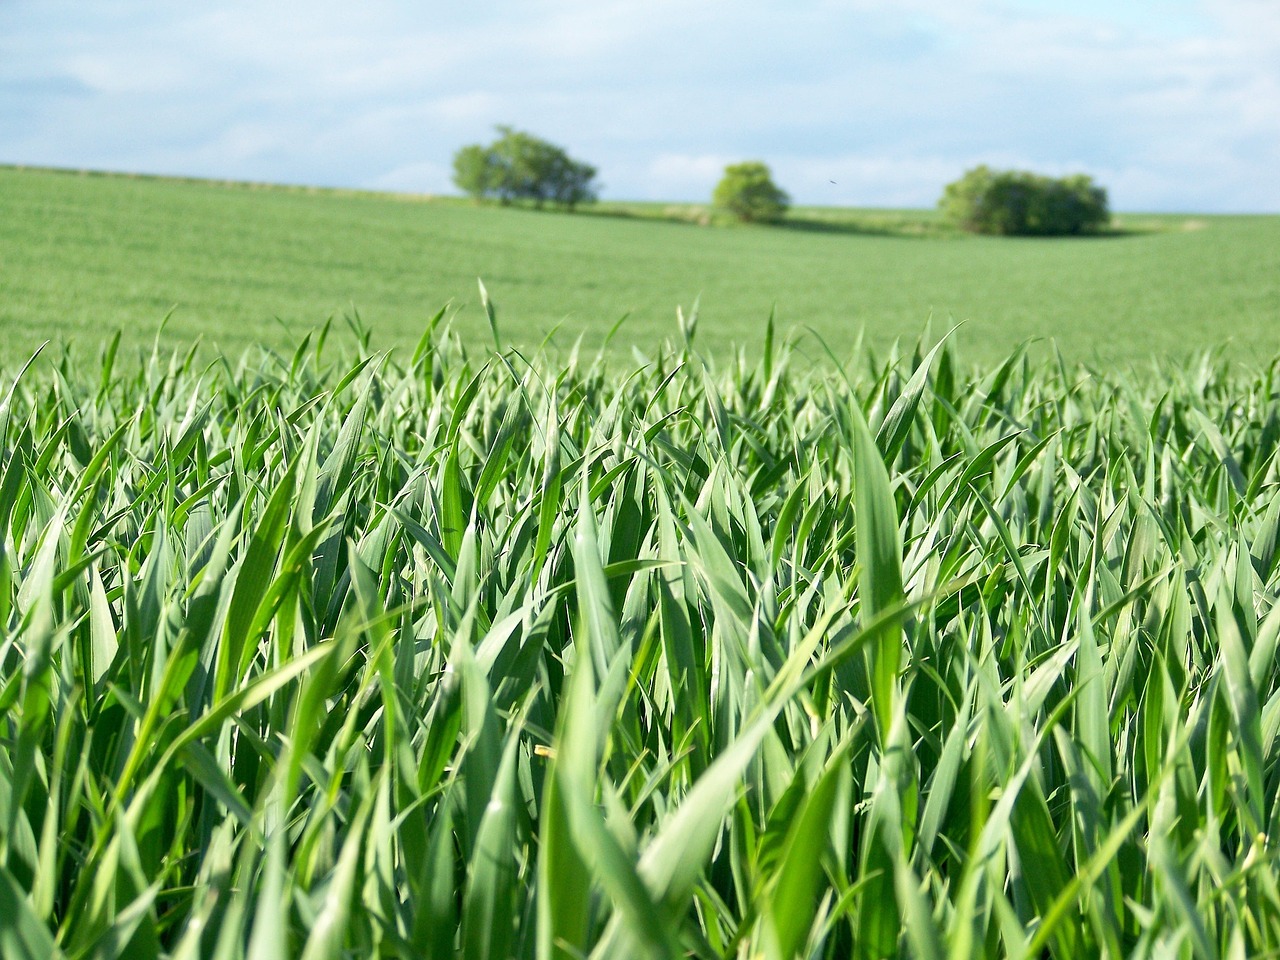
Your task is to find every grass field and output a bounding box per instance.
[3,165,1279,367]
[4,324,1280,958]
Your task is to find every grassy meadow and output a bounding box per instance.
[3,164,1279,367]
[4,162,1280,959]
[4,316,1280,958]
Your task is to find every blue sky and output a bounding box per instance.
[2,0,1277,211]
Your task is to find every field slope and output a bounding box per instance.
[2,164,1278,366]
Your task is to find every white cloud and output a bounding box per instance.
[780,155,965,207]
[0,0,1277,210]
[643,153,734,198]
[364,161,450,194]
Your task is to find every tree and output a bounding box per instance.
[452,126,599,210]
[452,144,500,201]
[713,162,790,223]
[940,165,1109,236]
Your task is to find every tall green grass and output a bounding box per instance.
[3,309,1280,958]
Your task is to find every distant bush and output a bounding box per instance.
[453,126,598,210]
[713,161,790,223]
[941,165,1110,236]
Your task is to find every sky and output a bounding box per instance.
[2,0,1278,212]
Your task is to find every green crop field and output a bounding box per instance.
[2,164,1279,367]
[4,161,1280,959]
[3,317,1280,958]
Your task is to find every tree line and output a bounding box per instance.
[452,126,1110,235]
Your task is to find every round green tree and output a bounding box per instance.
[713,161,790,223]
[452,126,598,210]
